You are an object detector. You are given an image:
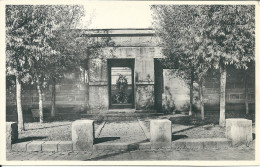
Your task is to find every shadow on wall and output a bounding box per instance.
[162,86,175,113]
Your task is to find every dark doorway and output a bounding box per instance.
[108,59,135,109]
[154,59,163,112]
[154,58,177,113]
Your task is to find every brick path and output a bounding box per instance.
[6,146,254,161]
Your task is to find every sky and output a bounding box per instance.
[80,2,153,29]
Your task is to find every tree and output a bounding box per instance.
[37,6,85,119]
[6,5,114,124]
[152,5,255,125]
[6,5,35,131]
[6,5,86,123]
[202,6,255,126]
[151,5,210,119]
[243,62,254,114]
[40,6,113,119]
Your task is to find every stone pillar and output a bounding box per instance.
[6,122,18,150]
[226,118,252,146]
[150,119,172,149]
[72,120,94,151]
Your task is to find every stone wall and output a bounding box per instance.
[162,69,195,112]
[6,70,88,121]
[160,67,255,113]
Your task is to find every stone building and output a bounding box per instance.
[6,28,255,120]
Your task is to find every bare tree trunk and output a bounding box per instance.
[244,72,249,114]
[37,78,44,123]
[189,70,194,116]
[16,76,24,132]
[199,80,205,120]
[219,62,227,127]
[51,77,56,118]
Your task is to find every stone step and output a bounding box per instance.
[172,138,232,149]
[107,109,136,113]
[11,141,73,152]
[106,116,137,122]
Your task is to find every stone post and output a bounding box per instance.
[72,120,94,151]
[6,122,18,150]
[150,119,172,149]
[226,118,252,146]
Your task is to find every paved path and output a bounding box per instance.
[6,147,255,161]
[96,117,148,143]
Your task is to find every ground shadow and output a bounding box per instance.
[87,150,129,161]
[94,137,120,144]
[172,125,199,135]
[172,134,188,141]
[14,136,47,143]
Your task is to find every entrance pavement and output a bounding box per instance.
[96,116,148,144]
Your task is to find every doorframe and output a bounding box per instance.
[107,58,135,109]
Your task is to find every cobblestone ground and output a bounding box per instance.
[6,146,254,161]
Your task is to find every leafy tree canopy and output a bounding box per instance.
[6,5,85,85]
[151,5,255,80]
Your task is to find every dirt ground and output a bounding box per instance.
[17,113,255,142]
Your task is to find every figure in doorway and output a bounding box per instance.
[113,74,129,104]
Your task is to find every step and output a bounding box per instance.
[107,109,136,114]
[11,138,232,152]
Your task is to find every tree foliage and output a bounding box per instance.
[151,5,255,123]
[6,5,86,84]
[6,5,86,123]
[151,5,211,118]
[6,5,115,123]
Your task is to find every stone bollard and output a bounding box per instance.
[6,122,18,150]
[226,118,252,146]
[150,119,172,149]
[72,120,94,151]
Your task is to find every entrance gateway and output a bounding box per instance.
[87,29,161,113]
[108,59,135,109]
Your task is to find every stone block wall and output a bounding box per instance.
[160,67,255,113]
[6,70,89,121]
